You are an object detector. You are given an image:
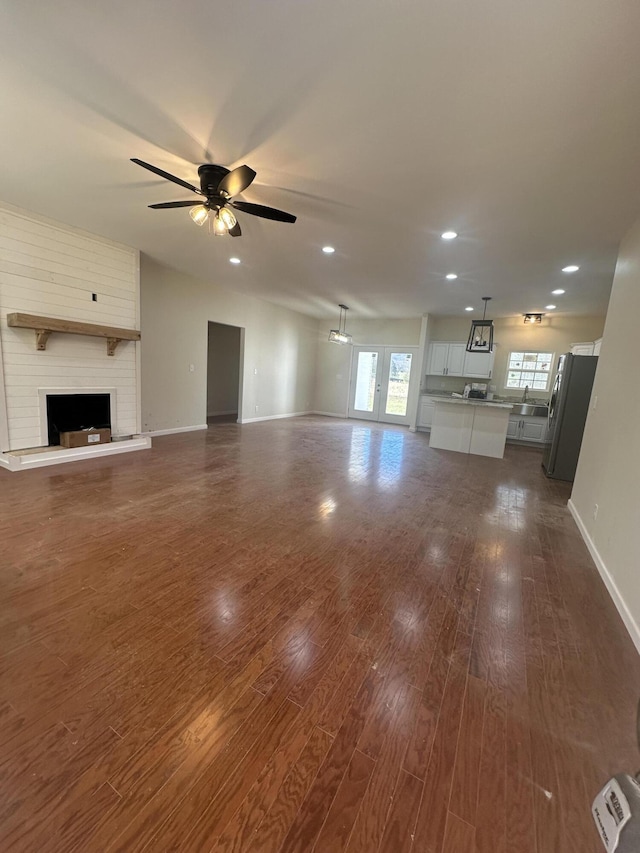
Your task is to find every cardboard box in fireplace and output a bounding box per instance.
[59,428,111,448]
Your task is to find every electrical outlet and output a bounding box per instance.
[593,503,599,521]
[254,368,258,375]
[189,364,195,373]
[593,395,598,410]
[255,405,259,412]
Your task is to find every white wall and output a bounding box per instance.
[207,322,241,416]
[0,203,139,450]
[570,218,640,651]
[140,256,317,431]
[314,317,422,417]
[426,314,605,396]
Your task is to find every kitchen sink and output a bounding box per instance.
[510,403,548,417]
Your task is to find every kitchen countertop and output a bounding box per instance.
[422,391,548,411]
[429,397,513,410]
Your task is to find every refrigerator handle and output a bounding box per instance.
[548,374,560,430]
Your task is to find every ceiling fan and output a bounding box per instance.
[130,158,296,237]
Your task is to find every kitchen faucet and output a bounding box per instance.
[522,385,529,403]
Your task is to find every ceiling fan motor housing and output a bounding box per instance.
[198,164,230,198]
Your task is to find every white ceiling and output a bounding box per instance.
[1,0,639,320]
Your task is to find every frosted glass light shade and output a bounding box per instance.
[218,207,237,229]
[211,207,238,235]
[189,205,209,226]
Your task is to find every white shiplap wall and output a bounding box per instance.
[0,204,140,451]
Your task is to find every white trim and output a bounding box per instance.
[0,435,151,472]
[311,411,348,419]
[134,249,142,435]
[144,424,208,437]
[38,387,118,446]
[239,411,313,424]
[207,409,238,417]
[237,326,245,424]
[568,499,640,655]
[0,325,9,453]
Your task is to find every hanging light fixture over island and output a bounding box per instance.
[328,304,352,345]
[466,297,494,353]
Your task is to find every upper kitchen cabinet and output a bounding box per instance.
[462,349,494,379]
[426,341,494,379]
[426,342,466,376]
[571,341,595,356]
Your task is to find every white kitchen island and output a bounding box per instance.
[429,398,513,459]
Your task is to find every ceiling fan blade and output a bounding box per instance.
[231,201,296,223]
[131,158,202,195]
[218,165,256,198]
[148,200,198,209]
[229,221,242,237]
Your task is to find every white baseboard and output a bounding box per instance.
[207,409,238,417]
[311,411,348,419]
[239,411,313,424]
[568,499,640,655]
[144,424,208,437]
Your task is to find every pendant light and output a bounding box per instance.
[328,304,352,345]
[466,297,494,353]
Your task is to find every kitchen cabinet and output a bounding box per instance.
[507,414,548,444]
[462,349,494,379]
[571,342,595,356]
[429,399,512,458]
[427,341,494,378]
[426,342,466,376]
[417,396,437,429]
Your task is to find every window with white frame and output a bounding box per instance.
[505,351,554,391]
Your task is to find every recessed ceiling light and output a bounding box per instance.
[441,231,458,240]
[322,246,335,254]
[562,265,579,273]
[446,273,458,280]
[229,257,241,264]
[465,306,474,312]
[546,304,556,310]
[552,289,565,295]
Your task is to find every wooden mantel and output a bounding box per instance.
[7,313,141,356]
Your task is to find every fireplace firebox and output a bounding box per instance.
[46,393,111,446]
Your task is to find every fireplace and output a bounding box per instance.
[45,393,111,446]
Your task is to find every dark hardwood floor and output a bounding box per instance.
[1,416,638,852]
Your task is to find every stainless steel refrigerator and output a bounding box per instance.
[542,353,598,481]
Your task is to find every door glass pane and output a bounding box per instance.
[354,352,378,411]
[385,352,412,416]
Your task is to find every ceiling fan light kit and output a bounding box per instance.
[131,158,296,237]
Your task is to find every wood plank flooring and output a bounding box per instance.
[1,416,638,852]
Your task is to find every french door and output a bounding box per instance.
[348,347,417,424]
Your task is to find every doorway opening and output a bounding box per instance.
[348,346,418,425]
[207,322,242,425]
